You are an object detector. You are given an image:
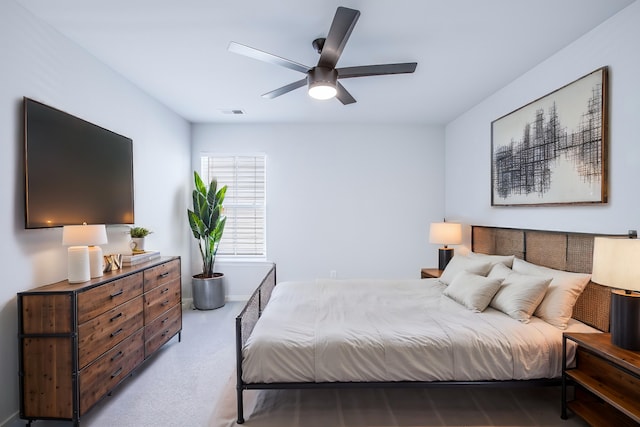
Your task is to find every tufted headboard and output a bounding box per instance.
[471,225,623,332]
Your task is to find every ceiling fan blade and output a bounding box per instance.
[318,7,360,69]
[228,41,311,74]
[335,82,356,105]
[337,62,418,79]
[261,78,307,99]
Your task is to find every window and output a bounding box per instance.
[200,154,266,258]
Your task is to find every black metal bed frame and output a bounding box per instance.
[234,264,560,424]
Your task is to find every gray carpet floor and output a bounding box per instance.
[16,302,588,427]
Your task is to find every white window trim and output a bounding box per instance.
[199,153,267,261]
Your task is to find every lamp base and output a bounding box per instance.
[611,290,640,351]
[68,246,90,284]
[88,245,104,278]
[438,247,454,271]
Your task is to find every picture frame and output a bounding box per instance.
[491,67,608,206]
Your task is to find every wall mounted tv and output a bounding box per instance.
[24,97,134,228]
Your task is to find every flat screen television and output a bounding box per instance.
[24,97,134,228]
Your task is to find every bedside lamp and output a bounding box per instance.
[591,237,640,350]
[62,224,108,283]
[429,222,462,270]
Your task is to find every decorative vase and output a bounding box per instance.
[192,273,225,310]
[130,237,145,252]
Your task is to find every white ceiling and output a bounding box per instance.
[16,0,635,125]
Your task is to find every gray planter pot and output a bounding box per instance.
[192,273,225,310]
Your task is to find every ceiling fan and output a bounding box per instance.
[228,6,417,105]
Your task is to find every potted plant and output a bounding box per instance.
[187,171,227,310]
[130,226,152,252]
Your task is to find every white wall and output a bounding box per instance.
[445,2,640,242]
[0,1,191,425]
[191,123,446,296]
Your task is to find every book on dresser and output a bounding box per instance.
[122,250,160,265]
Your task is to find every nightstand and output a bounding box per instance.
[562,332,640,426]
[421,268,443,279]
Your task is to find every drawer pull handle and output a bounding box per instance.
[162,329,170,337]
[110,313,123,322]
[111,367,123,378]
[159,272,169,278]
[161,287,170,294]
[110,289,124,298]
[111,351,123,362]
[161,317,170,324]
[111,328,124,337]
[161,300,170,307]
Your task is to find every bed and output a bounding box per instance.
[234,226,617,424]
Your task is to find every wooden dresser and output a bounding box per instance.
[18,256,182,427]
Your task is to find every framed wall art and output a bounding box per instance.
[491,67,608,206]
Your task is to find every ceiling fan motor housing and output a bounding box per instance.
[307,67,338,99]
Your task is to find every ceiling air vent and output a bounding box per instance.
[220,109,245,115]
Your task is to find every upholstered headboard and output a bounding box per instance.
[471,225,623,332]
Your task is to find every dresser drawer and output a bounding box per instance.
[78,273,144,323]
[79,329,144,415]
[78,296,144,369]
[143,259,180,292]
[145,304,181,345]
[145,309,181,357]
[144,278,181,322]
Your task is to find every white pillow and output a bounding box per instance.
[443,271,503,312]
[512,258,591,329]
[488,264,552,323]
[439,255,493,285]
[467,251,515,268]
[487,262,512,280]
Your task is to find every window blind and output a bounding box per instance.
[200,155,266,257]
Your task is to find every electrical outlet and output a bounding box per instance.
[330,270,337,279]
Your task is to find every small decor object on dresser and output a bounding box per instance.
[491,67,608,206]
[122,250,161,266]
[130,226,153,252]
[103,253,122,271]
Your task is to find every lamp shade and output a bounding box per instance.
[429,222,462,246]
[592,236,640,350]
[592,237,640,291]
[62,224,108,246]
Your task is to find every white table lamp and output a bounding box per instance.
[62,224,108,283]
[592,236,640,350]
[429,222,462,270]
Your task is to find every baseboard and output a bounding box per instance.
[1,411,21,427]
[226,294,250,302]
[182,295,248,310]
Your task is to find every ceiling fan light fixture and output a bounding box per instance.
[308,67,338,100]
[308,82,337,100]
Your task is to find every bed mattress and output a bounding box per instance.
[242,278,597,383]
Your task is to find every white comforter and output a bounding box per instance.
[242,278,596,383]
